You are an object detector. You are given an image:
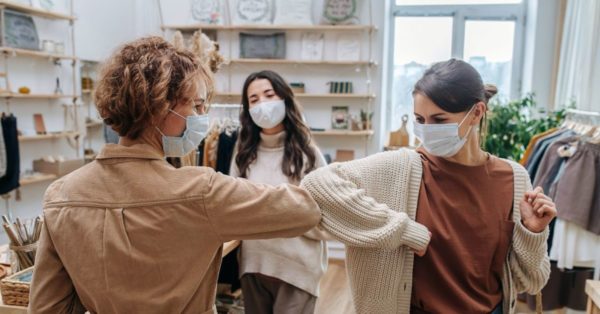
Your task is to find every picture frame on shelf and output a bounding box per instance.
[301,32,324,61]
[321,0,360,25]
[273,0,313,25]
[230,0,273,25]
[240,32,285,59]
[336,34,360,61]
[2,10,40,51]
[190,0,223,25]
[331,106,349,130]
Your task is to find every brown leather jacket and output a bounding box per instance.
[28,144,321,314]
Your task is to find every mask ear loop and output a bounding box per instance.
[458,105,479,140]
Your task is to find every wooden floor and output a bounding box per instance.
[315,259,571,314]
[315,259,355,314]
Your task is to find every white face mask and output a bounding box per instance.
[156,110,210,157]
[413,106,476,158]
[249,99,286,129]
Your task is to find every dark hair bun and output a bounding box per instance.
[484,84,498,102]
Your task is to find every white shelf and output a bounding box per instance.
[215,93,375,100]
[162,24,375,32]
[86,121,103,128]
[311,130,374,136]
[227,58,374,66]
[19,173,57,186]
[18,131,79,142]
[0,47,77,60]
[0,93,77,99]
[0,0,75,20]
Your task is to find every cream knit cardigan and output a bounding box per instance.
[300,149,550,314]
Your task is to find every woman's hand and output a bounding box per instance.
[520,187,557,233]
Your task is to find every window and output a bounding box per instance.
[387,1,525,131]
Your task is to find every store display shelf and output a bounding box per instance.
[227,58,374,66]
[18,131,79,142]
[215,93,376,99]
[162,24,375,32]
[0,47,77,60]
[311,130,374,136]
[0,0,75,20]
[19,173,57,186]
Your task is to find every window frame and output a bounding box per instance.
[386,1,527,130]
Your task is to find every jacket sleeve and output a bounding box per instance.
[300,153,430,251]
[28,222,86,314]
[509,170,551,294]
[203,172,321,242]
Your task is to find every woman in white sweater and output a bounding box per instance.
[300,59,557,314]
[230,70,329,314]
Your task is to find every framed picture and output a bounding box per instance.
[337,34,360,61]
[230,0,273,25]
[331,106,349,130]
[31,0,55,11]
[273,0,313,25]
[2,10,40,51]
[301,32,324,61]
[321,0,360,25]
[240,32,285,59]
[190,0,223,25]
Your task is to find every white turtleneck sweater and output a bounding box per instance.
[230,131,329,297]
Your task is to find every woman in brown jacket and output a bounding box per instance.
[27,37,321,314]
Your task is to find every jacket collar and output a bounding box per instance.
[96,144,164,161]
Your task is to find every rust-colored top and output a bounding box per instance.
[411,148,514,313]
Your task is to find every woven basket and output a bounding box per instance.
[0,266,33,307]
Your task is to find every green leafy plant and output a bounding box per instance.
[483,94,565,161]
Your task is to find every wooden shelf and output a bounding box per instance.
[86,121,103,128]
[215,93,375,99]
[82,89,94,94]
[0,47,77,60]
[228,58,374,66]
[0,0,75,20]
[223,240,240,257]
[19,173,57,186]
[311,130,374,136]
[162,24,375,32]
[0,93,77,99]
[84,154,96,160]
[18,131,79,142]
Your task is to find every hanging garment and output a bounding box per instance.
[215,130,238,175]
[550,218,600,280]
[526,129,575,180]
[532,136,579,193]
[553,141,600,234]
[0,120,6,177]
[520,127,559,165]
[0,114,20,195]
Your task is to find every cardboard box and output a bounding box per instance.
[33,159,84,176]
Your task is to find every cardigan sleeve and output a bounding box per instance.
[300,152,430,251]
[508,162,551,294]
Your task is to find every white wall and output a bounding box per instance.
[521,0,562,109]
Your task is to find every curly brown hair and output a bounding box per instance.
[95,36,214,140]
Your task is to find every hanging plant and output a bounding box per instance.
[483,94,566,161]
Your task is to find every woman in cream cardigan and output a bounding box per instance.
[301,59,556,314]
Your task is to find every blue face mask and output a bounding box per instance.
[156,109,210,157]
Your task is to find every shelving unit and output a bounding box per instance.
[19,173,57,186]
[215,92,376,100]
[18,131,80,142]
[312,130,374,137]
[0,0,80,224]
[162,24,375,32]
[0,0,75,20]
[159,0,376,157]
[0,93,78,99]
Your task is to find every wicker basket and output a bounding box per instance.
[0,266,33,307]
